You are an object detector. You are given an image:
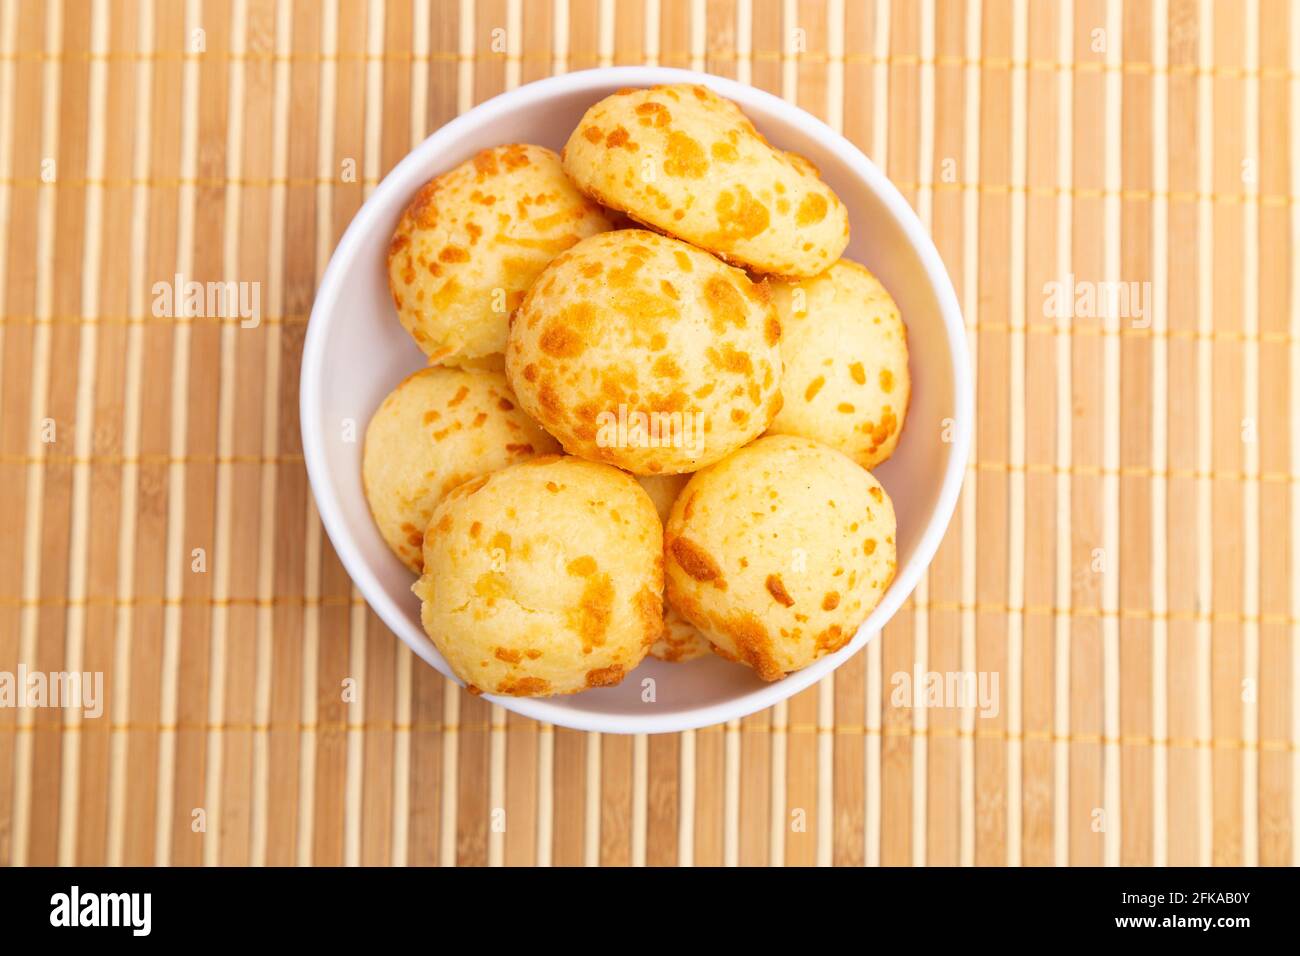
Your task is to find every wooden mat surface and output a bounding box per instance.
[1,0,1296,867]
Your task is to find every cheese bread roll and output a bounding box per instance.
[562,85,848,278]
[388,144,613,363]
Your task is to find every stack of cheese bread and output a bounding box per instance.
[365,85,908,698]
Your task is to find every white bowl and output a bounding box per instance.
[301,66,971,734]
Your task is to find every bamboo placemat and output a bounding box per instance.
[0,0,1295,867]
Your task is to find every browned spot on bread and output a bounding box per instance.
[494,647,522,664]
[765,574,795,607]
[430,277,462,310]
[634,101,672,127]
[869,486,883,503]
[795,192,829,225]
[867,408,898,451]
[469,521,482,538]
[815,624,847,652]
[505,442,535,455]
[864,538,877,555]
[764,312,781,345]
[473,571,508,601]
[664,131,708,177]
[538,382,565,419]
[585,664,625,688]
[499,144,532,169]
[879,368,895,392]
[582,125,604,144]
[539,323,584,357]
[403,180,440,231]
[706,343,753,375]
[711,141,738,161]
[701,276,749,334]
[634,585,664,645]
[673,250,694,272]
[850,362,866,385]
[822,591,841,610]
[567,555,598,577]
[605,125,636,150]
[724,612,783,681]
[473,149,500,178]
[712,185,770,244]
[567,572,614,649]
[805,376,825,401]
[438,245,469,263]
[617,288,679,327]
[670,536,722,583]
[497,676,549,696]
[652,354,681,378]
